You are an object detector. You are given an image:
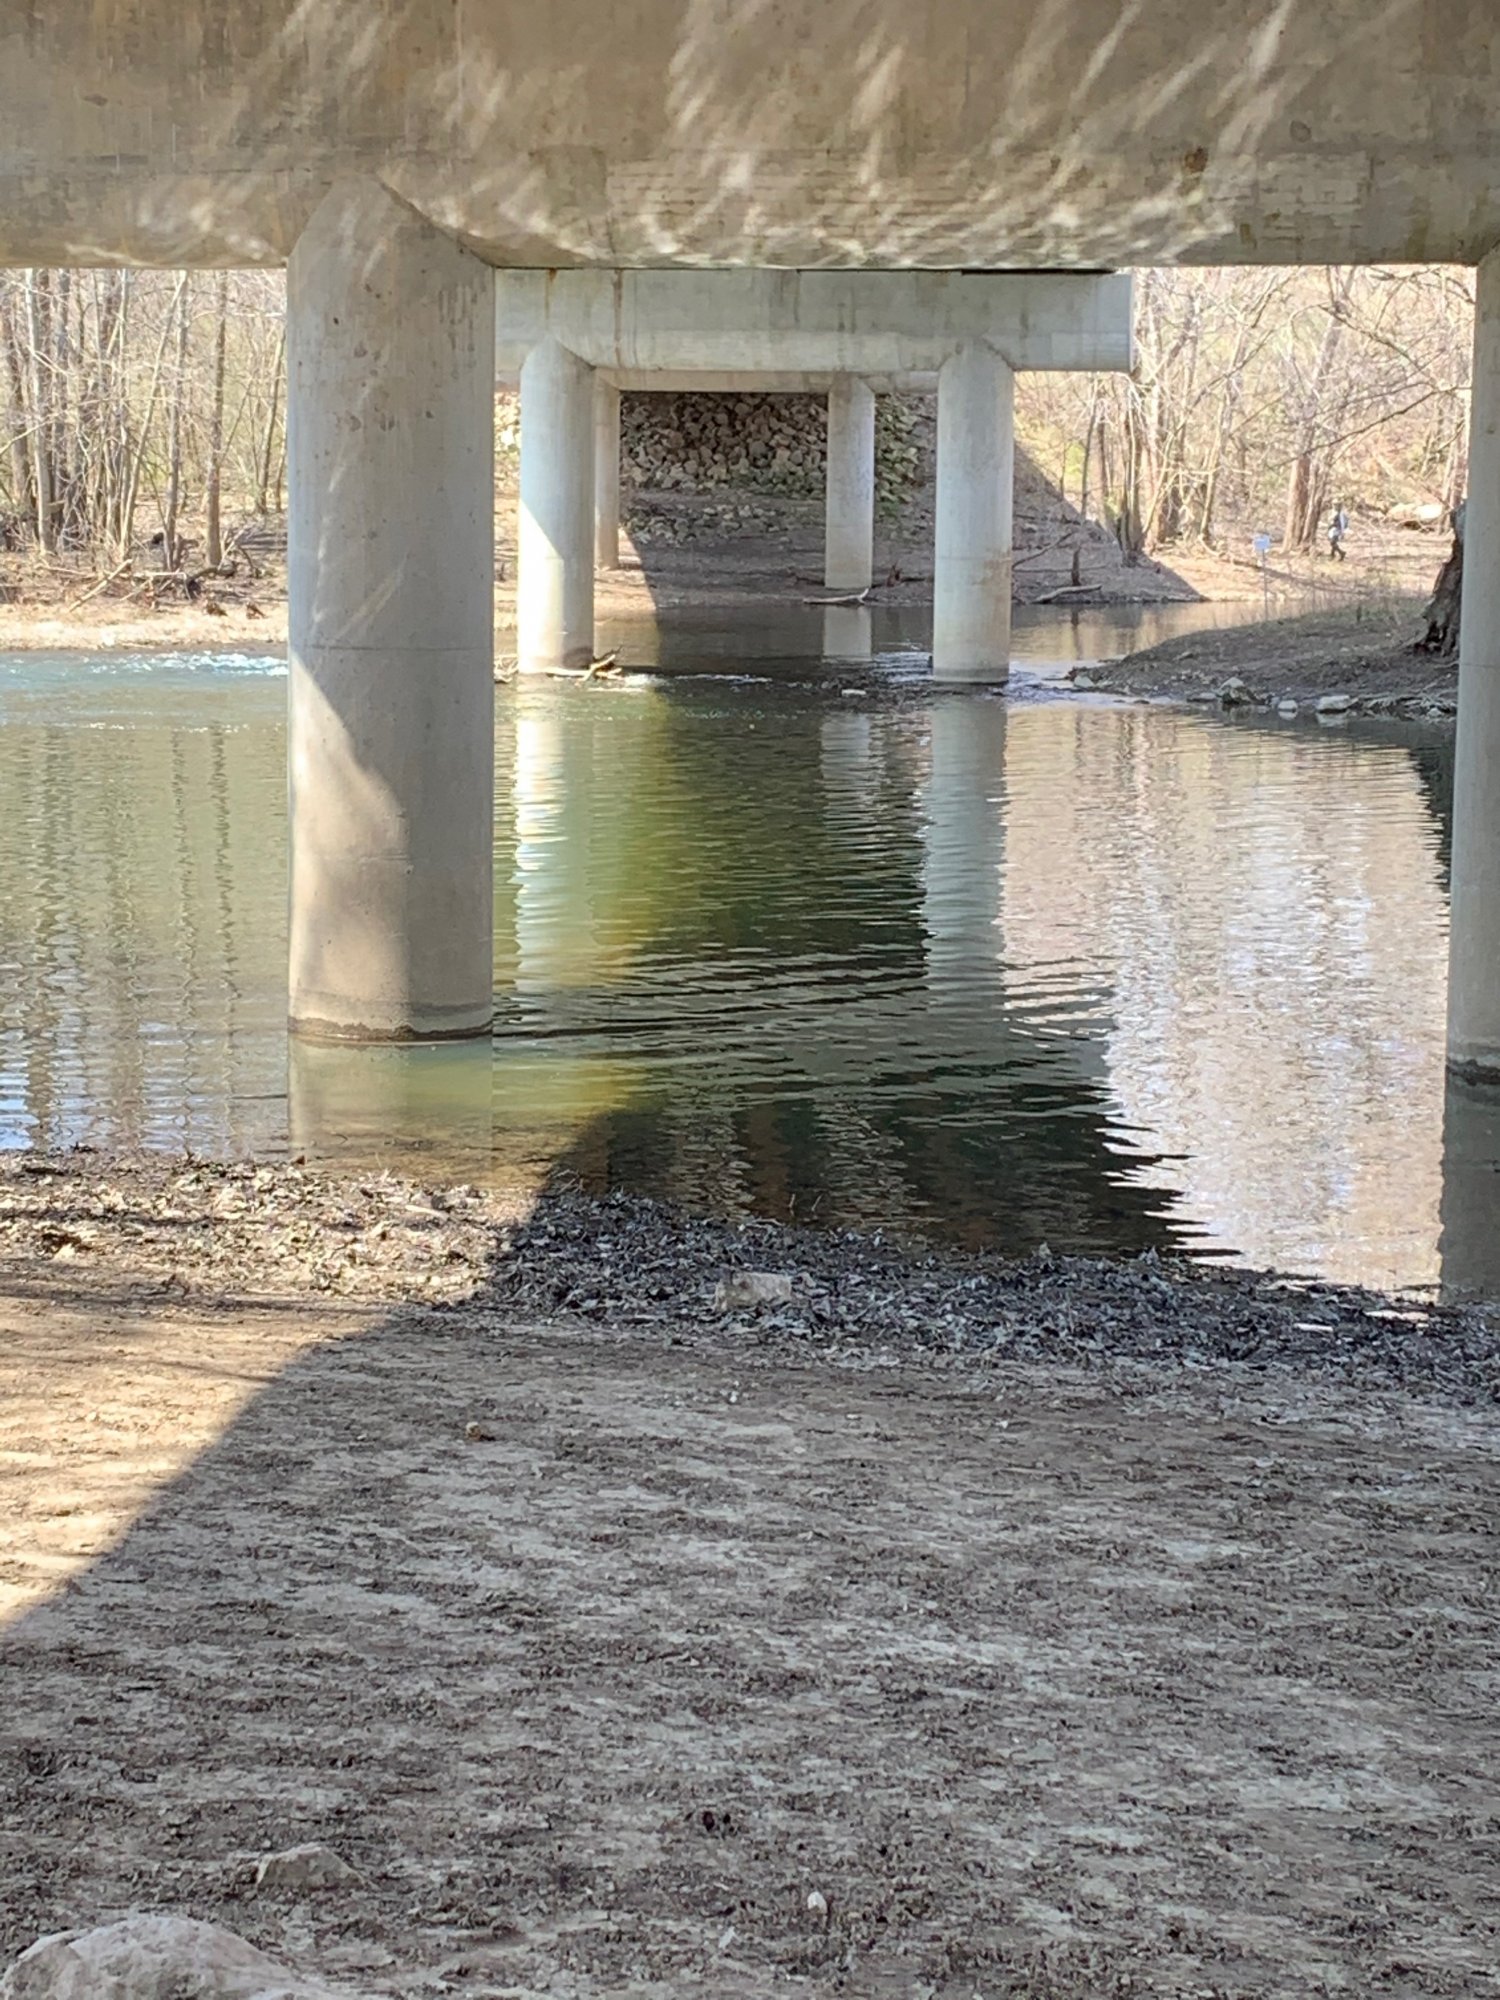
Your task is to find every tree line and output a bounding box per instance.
[1021,265,1475,557]
[0,263,1479,575]
[0,269,286,572]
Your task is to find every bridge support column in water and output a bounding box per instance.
[594,377,622,571]
[1450,248,1500,1081]
[519,337,597,671]
[286,180,496,1042]
[1448,256,1500,1088]
[824,376,876,592]
[933,342,1014,684]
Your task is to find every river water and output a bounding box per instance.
[0,605,1492,1296]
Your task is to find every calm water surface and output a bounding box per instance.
[0,608,1490,1296]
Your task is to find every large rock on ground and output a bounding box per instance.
[1,1915,353,2000]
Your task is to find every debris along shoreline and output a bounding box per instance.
[0,1154,1494,1405]
[1078,600,1460,717]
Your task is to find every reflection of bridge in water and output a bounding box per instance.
[290,680,1481,1293]
[0,648,1487,1291]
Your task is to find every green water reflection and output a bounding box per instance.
[0,641,1477,1291]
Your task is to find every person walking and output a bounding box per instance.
[1327,504,1350,560]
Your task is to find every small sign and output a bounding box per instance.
[1252,533,1273,557]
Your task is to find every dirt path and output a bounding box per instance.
[1,1167,1497,1997]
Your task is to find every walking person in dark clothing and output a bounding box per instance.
[1327,504,1350,560]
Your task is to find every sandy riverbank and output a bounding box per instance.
[2,1157,1496,1998]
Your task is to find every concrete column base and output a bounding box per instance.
[286,180,495,1043]
[932,343,1014,684]
[519,337,596,671]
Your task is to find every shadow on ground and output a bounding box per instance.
[1,1160,1496,1999]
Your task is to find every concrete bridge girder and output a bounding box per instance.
[4,3,1498,269]
[494,270,1134,377]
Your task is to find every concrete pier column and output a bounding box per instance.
[287,180,495,1042]
[519,336,596,671]
[594,376,622,569]
[1450,249,1500,1080]
[933,342,1014,683]
[824,376,876,591]
[1439,1073,1500,1298]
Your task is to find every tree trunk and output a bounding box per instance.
[204,271,229,568]
[1283,269,1354,552]
[0,291,36,527]
[23,272,55,553]
[162,276,192,569]
[1420,520,1464,656]
[256,322,285,518]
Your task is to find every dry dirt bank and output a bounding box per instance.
[1,1159,1498,1998]
[1085,603,1457,716]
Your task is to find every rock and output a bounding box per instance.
[1275,698,1299,716]
[0,1915,351,1999]
[806,1889,830,1920]
[1217,677,1251,706]
[1071,670,1096,690]
[1316,693,1354,714]
[253,1842,364,1892]
[713,1270,795,1312]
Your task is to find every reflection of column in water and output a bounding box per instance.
[288,1038,496,1180]
[818,709,877,819]
[821,603,873,661]
[1439,1074,1500,1302]
[921,697,1008,991]
[511,705,600,996]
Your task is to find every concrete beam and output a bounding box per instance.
[495,271,1133,376]
[604,371,938,395]
[6,4,1500,269]
[500,372,940,395]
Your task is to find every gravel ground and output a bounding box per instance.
[2,1157,1498,1998]
[1,1157,1493,1406]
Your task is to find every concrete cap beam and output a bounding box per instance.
[495,271,1133,376]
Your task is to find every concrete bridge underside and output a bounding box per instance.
[2,1,1497,270]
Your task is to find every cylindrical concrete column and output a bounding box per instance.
[594,377,622,569]
[519,337,595,671]
[1450,250,1500,1079]
[933,342,1014,684]
[825,376,876,591]
[1440,1073,1500,1298]
[287,180,495,1042]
